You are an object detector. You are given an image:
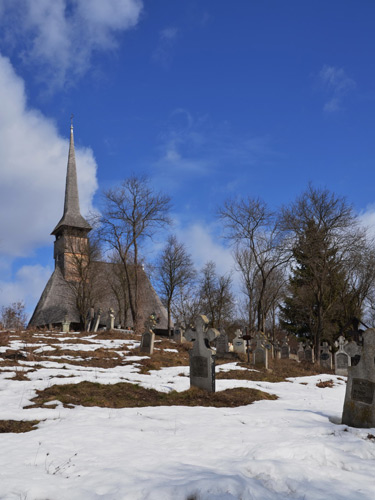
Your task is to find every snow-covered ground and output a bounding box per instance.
[0,331,374,500]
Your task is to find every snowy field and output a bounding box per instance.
[0,331,374,500]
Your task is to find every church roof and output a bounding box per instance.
[51,125,92,235]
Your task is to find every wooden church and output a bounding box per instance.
[29,125,168,332]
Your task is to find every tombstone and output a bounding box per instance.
[106,308,115,331]
[273,341,281,360]
[281,340,290,359]
[342,328,375,428]
[334,336,350,376]
[215,330,229,356]
[252,333,269,369]
[140,330,155,354]
[92,308,101,333]
[174,327,186,344]
[319,342,333,370]
[344,340,361,367]
[304,344,314,363]
[61,314,70,333]
[185,315,220,392]
[232,329,246,354]
[297,342,305,363]
[85,306,95,332]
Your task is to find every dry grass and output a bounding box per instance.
[0,420,40,433]
[27,381,277,409]
[316,379,335,388]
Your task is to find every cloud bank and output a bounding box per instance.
[0,0,143,87]
[0,53,98,257]
[318,65,355,113]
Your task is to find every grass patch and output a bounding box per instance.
[0,420,40,433]
[316,379,335,388]
[27,381,277,409]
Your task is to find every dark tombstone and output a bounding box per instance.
[342,329,375,428]
[140,331,155,354]
[344,341,361,367]
[185,315,219,392]
[319,342,332,370]
[281,341,290,359]
[252,333,269,369]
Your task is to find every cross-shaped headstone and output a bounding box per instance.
[335,336,346,351]
[185,315,218,350]
[185,315,220,392]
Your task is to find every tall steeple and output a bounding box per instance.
[51,124,92,235]
[51,123,92,278]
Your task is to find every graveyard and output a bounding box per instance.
[1,326,375,500]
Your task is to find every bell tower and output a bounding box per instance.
[51,124,92,281]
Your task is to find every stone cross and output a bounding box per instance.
[342,328,375,428]
[185,315,220,392]
[344,340,361,367]
[281,340,290,359]
[297,342,305,362]
[319,341,332,370]
[61,314,70,333]
[106,308,115,331]
[252,332,269,369]
[334,336,350,376]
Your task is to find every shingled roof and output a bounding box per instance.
[51,125,92,235]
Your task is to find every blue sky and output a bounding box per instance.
[0,0,375,316]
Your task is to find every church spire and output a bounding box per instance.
[51,123,92,235]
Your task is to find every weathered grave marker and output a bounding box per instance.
[344,340,361,367]
[61,314,70,333]
[304,344,314,363]
[233,329,246,354]
[281,340,290,359]
[297,342,305,363]
[140,330,155,354]
[342,328,375,428]
[106,308,115,331]
[92,308,101,333]
[252,333,269,369]
[319,342,332,370]
[85,306,95,332]
[185,315,219,392]
[215,330,229,356]
[334,336,350,376]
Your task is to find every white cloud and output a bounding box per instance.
[0,53,98,257]
[358,205,375,241]
[318,65,356,113]
[0,0,143,87]
[0,264,52,317]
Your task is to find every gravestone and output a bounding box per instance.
[174,326,186,344]
[281,340,290,359]
[342,328,375,428]
[319,342,333,370]
[92,308,101,333]
[297,342,305,362]
[304,344,314,363]
[85,306,95,332]
[233,329,246,354]
[344,341,361,367]
[334,336,350,376]
[61,315,70,333]
[215,330,229,356]
[140,330,155,354]
[273,341,281,360]
[252,333,269,369]
[106,308,115,331]
[185,315,220,392]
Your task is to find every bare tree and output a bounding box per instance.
[156,235,196,337]
[170,282,201,329]
[1,301,27,330]
[219,197,290,332]
[199,261,234,329]
[96,176,171,332]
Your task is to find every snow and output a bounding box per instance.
[0,333,374,499]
